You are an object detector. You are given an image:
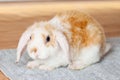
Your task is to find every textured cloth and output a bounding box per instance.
[0,38,120,80]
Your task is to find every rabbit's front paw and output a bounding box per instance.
[39,65,55,71]
[27,61,39,69]
[68,62,86,70]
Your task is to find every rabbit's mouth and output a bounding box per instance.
[37,54,49,60]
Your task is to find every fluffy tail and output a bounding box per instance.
[103,43,111,56]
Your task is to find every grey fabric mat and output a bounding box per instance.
[0,38,120,80]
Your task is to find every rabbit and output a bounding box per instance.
[16,11,111,70]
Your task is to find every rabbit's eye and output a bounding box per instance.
[46,36,50,42]
[30,34,34,40]
[30,36,32,40]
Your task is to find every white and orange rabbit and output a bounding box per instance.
[16,11,111,70]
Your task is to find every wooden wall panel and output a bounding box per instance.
[0,1,120,49]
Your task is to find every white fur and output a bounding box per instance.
[49,16,71,31]
[25,21,70,70]
[68,45,101,70]
[38,50,69,70]
[49,16,63,29]
[27,50,69,70]
[27,60,41,69]
[27,27,57,59]
[16,14,110,70]
[16,23,36,62]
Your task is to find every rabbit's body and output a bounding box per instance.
[16,11,111,70]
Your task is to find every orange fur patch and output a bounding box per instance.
[44,24,55,33]
[46,34,55,47]
[42,24,56,47]
[58,11,105,50]
[41,34,46,42]
[30,34,34,41]
[68,16,88,48]
[30,47,37,53]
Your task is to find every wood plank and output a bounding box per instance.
[0,0,119,2]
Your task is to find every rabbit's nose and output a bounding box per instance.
[31,47,37,53]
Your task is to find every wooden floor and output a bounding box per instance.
[0,1,120,80]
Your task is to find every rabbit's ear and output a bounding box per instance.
[16,24,35,63]
[55,31,69,57]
